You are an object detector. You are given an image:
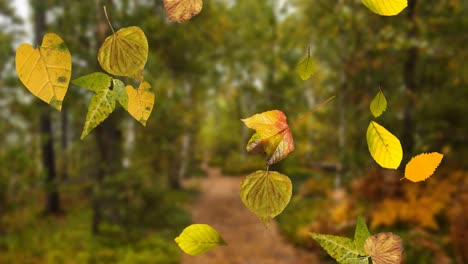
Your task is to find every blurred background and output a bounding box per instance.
[0,0,467,263]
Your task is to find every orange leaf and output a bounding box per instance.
[403,152,444,182]
[242,110,294,166]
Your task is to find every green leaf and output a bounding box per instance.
[362,0,407,16]
[72,72,111,92]
[354,215,371,255]
[296,54,315,80]
[98,26,148,80]
[113,79,128,110]
[366,121,403,169]
[240,170,292,225]
[370,89,387,118]
[310,233,367,264]
[72,72,116,139]
[175,224,226,256]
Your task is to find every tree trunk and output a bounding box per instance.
[401,0,418,155]
[32,0,61,216]
[92,0,122,234]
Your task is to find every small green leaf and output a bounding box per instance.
[296,54,315,80]
[73,72,116,139]
[175,224,226,256]
[354,215,371,255]
[310,233,367,264]
[366,121,403,169]
[240,170,292,225]
[113,79,128,110]
[370,89,387,118]
[72,72,111,92]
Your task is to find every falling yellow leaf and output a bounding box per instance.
[364,232,403,264]
[15,33,71,111]
[97,26,148,80]
[362,0,408,16]
[164,0,203,23]
[403,152,444,182]
[366,121,403,169]
[175,224,226,256]
[124,82,155,126]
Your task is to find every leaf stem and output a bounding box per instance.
[103,6,115,34]
[290,95,336,127]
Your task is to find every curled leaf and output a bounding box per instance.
[98,26,148,79]
[240,170,292,225]
[175,224,226,256]
[15,33,71,111]
[364,233,403,264]
[164,0,203,23]
[403,152,444,182]
[362,0,407,16]
[242,110,294,165]
[366,121,403,169]
[370,89,387,118]
[124,82,155,126]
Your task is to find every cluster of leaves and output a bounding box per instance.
[366,89,444,182]
[311,215,403,264]
[15,8,155,139]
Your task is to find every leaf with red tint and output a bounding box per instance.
[242,110,294,166]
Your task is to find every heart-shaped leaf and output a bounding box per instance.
[242,110,294,165]
[403,152,444,182]
[15,33,71,111]
[124,81,155,126]
[175,224,226,256]
[164,0,203,23]
[366,121,403,169]
[364,233,403,264]
[240,170,292,225]
[98,26,148,80]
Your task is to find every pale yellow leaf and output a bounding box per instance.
[403,152,444,182]
[164,0,203,23]
[98,26,148,80]
[125,81,155,126]
[175,224,226,256]
[364,233,403,264]
[15,33,71,111]
[240,170,292,225]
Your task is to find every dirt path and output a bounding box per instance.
[182,167,320,264]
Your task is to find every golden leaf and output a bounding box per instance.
[403,152,444,182]
[124,81,155,126]
[15,33,71,111]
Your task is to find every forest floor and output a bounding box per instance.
[181,167,321,264]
